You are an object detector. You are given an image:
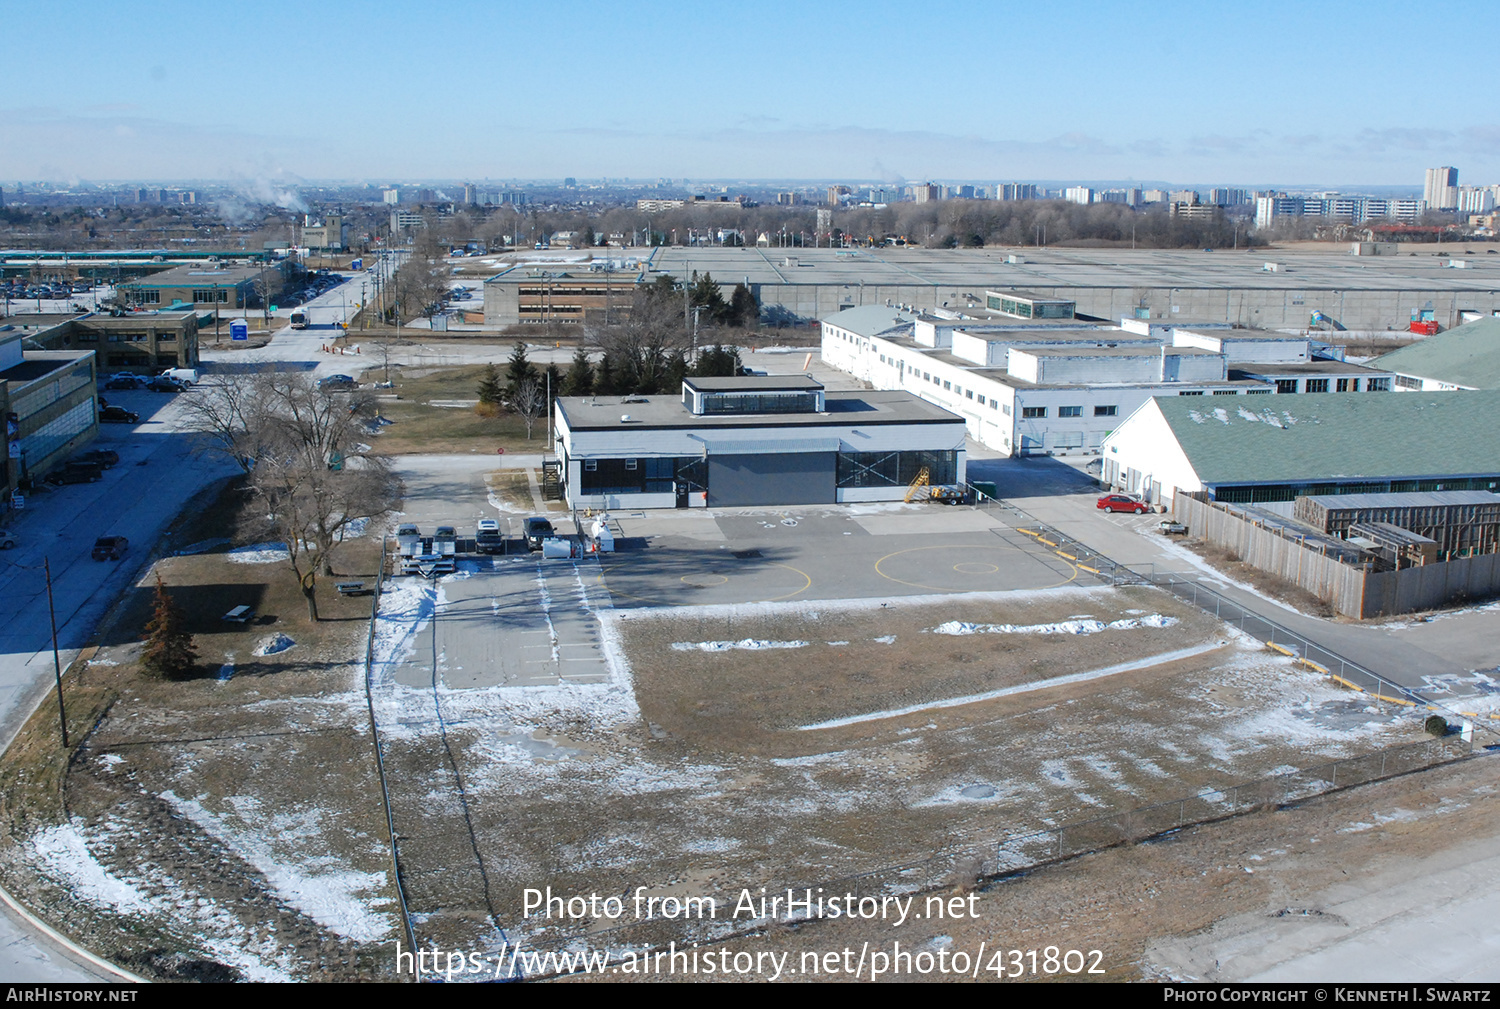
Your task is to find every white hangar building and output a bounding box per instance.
[820,301,1393,458]
[553,375,967,510]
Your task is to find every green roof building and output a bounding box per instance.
[1102,390,1500,506]
[1373,316,1500,392]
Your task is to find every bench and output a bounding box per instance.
[336,581,370,597]
[222,605,255,623]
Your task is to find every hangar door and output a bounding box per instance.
[705,446,837,507]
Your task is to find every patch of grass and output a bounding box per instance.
[362,364,554,454]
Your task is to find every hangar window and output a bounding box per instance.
[1022,407,1046,419]
[837,450,957,489]
[1094,405,1117,417]
[942,380,951,391]
[1058,406,1082,417]
[1305,379,1329,393]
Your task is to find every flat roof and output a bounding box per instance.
[592,246,1500,295]
[682,375,822,392]
[1016,346,1222,358]
[124,263,272,287]
[1301,490,1499,510]
[1229,360,1391,377]
[558,389,962,432]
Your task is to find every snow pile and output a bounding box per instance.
[671,639,810,652]
[227,542,291,564]
[931,614,1178,636]
[253,634,296,656]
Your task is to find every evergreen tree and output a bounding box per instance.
[141,574,197,680]
[563,345,594,396]
[664,349,689,391]
[729,283,759,328]
[690,272,729,324]
[477,363,503,405]
[594,351,617,396]
[505,341,537,399]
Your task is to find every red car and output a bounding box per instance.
[1097,493,1149,514]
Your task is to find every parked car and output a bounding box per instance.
[523,517,554,551]
[104,376,143,391]
[72,449,119,468]
[47,466,100,485]
[99,406,139,424]
[434,526,457,540]
[91,536,128,560]
[475,519,503,554]
[0,529,16,549]
[316,374,356,391]
[1096,493,1149,514]
[397,524,419,538]
[148,375,186,393]
[160,367,200,385]
[1158,520,1189,535]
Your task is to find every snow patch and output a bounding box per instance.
[227,542,291,564]
[253,634,296,656]
[671,639,810,652]
[931,614,1178,636]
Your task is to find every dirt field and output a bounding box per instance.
[368,577,1425,961]
[359,364,555,455]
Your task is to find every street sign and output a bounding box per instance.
[230,320,249,341]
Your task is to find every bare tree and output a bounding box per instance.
[513,376,546,441]
[179,366,278,474]
[187,369,402,620]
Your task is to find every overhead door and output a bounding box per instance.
[707,452,836,507]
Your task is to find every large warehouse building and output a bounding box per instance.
[1100,391,1500,508]
[1373,316,1500,391]
[554,375,967,510]
[819,305,1393,458]
[485,246,1500,330]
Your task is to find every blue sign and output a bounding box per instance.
[230,320,249,341]
[350,258,363,271]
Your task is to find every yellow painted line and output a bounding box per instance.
[1266,643,1297,658]
[1328,674,1364,692]
[874,543,1077,594]
[1298,658,1329,674]
[1371,693,1416,706]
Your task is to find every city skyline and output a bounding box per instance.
[6,0,1499,187]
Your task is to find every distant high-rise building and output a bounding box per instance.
[867,187,899,204]
[1142,189,1170,204]
[462,183,478,205]
[998,183,1039,201]
[563,177,577,188]
[1458,185,1495,214]
[776,192,799,206]
[1424,167,1459,210]
[1210,188,1249,207]
[826,185,851,206]
[1169,189,1201,206]
[1064,186,1094,205]
[382,188,400,205]
[911,183,938,203]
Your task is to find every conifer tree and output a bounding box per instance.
[141,574,197,680]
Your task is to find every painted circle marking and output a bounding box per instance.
[874,544,1077,593]
[953,561,1000,574]
[680,574,729,587]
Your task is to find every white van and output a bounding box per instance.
[160,368,200,385]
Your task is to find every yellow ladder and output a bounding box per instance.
[904,466,931,503]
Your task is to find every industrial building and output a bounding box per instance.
[22,310,201,373]
[119,261,288,310]
[1,329,98,508]
[485,246,1500,330]
[553,375,967,510]
[818,304,1392,458]
[1373,315,1500,391]
[1100,391,1500,508]
[482,262,647,326]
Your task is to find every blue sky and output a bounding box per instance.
[4,0,1497,189]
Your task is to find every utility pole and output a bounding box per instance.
[44,558,67,748]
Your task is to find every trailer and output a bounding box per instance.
[396,531,457,576]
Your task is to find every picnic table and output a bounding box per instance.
[223,605,255,623]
